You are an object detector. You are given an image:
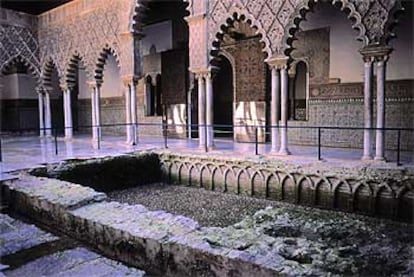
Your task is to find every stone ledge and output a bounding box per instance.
[0,175,283,276]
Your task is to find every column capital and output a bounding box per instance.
[192,68,210,79]
[60,83,75,92]
[266,56,289,70]
[359,46,392,63]
[122,75,139,87]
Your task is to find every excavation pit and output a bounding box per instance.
[2,151,412,276]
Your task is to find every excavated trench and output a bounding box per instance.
[2,151,413,276]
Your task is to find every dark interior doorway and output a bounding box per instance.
[213,55,233,137]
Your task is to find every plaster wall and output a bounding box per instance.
[101,54,122,98]
[77,67,89,99]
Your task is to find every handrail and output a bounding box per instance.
[0,122,412,165]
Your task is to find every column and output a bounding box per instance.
[279,65,290,155]
[362,56,373,160]
[38,91,45,137]
[288,73,295,120]
[130,80,138,145]
[375,57,386,161]
[197,74,206,148]
[270,66,280,152]
[206,72,214,148]
[63,87,73,139]
[44,91,52,137]
[125,82,132,144]
[89,83,97,141]
[95,83,102,141]
[187,85,192,139]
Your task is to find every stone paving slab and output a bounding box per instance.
[3,247,145,277]
[0,214,59,257]
[5,175,107,210]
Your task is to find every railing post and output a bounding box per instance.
[397,129,401,166]
[255,126,259,155]
[0,136,2,162]
[317,127,321,161]
[164,122,168,149]
[54,126,58,155]
[97,127,101,150]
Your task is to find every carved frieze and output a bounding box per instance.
[310,79,413,100]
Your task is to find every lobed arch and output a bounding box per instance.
[280,0,367,56]
[210,11,271,62]
[280,0,405,56]
[1,55,42,87]
[41,58,61,90]
[94,47,122,83]
[64,52,92,89]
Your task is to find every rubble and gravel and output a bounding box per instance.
[107,183,280,227]
[108,183,414,276]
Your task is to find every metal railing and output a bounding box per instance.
[0,122,413,165]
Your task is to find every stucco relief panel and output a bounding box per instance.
[37,0,133,84]
[291,28,330,85]
[0,23,41,79]
[188,17,207,70]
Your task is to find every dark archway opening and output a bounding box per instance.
[213,55,233,137]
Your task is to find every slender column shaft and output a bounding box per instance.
[95,85,101,141]
[125,84,132,144]
[271,67,280,152]
[38,92,45,137]
[206,73,214,148]
[64,89,73,139]
[279,67,290,155]
[198,75,206,147]
[45,92,52,137]
[130,82,137,144]
[187,87,192,139]
[375,59,386,161]
[362,59,373,160]
[91,88,97,140]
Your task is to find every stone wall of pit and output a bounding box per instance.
[159,152,414,222]
[0,175,282,276]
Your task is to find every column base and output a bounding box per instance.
[361,155,373,161]
[374,156,386,162]
[277,149,291,155]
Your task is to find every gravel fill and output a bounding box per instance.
[107,183,281,227]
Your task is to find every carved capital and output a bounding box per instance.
[360,46,392,63]
[192,68,210,79]
[266,56,289,70]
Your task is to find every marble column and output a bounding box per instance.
[197,74,206,148]
[38,92,45,137]
[44,91,52,137]
[187,84,193,139]
[125,82,132,144]
[206,72,214,148]
[375,57,386,161]
[279,65,290,155]
[270,66,280,152]
[63,87,73,139]
[130,80,138,145]
[362,56,373,160]
[95,83,102,142]
[89,83,97,141]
